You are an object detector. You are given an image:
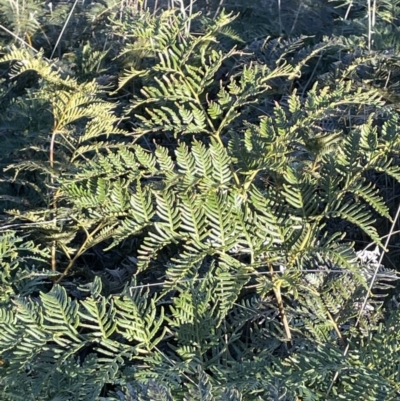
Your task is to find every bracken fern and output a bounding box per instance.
[1,5,400,401]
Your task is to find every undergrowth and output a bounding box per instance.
[1,1,400,400]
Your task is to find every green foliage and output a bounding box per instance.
[1,2,400,400]
[0,229,51,303]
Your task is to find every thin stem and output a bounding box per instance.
[50,0,79,59]
[290,0,303,35]
[367,0,372,51]
[0,24,38,52]
[25,33,32,47]
[372,0,377,27]
[278,0,282,34]
[49,130,58,271]
[55,221,109,284]
[270,264,292,343]
[301,51,324,100]
[326,310,344,343]
[273,284,292,343]
[213,0,225,20]
[242,169,260,193]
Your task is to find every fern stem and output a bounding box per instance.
[54,221,108,284]
[25,33,32,47]
[273,284,292,343]
[326,310,344,343]
[270,264,292,343]
[243,169,260,193]
[51,241,57,271]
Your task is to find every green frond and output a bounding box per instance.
[129,182,155,224]
[249,186,289,246]
[155,146,178,183]
[133,145,158,174]
[349,179,391,219]
[115,289,165,350]
[179,193,208,244]
[165,253,209,287]
[212,255,250,323]
[40,285,81,341]
[175,143,198,188]
[331,201,381,245]
[0,47,61,83]
[137,188,182,271]
[203,191,238,251]
[79,296,117,339]
[281,168,321,217]
[209,138,233,186]
[191,140,214,184]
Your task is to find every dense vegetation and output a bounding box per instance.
[2,0,400,399]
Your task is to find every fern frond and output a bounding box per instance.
[79,296,117,339]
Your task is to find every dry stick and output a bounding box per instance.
[50,0,79,59]
[0,24,38,52]
[213,0,225,20]
[344,1,353,20]
[49,130,58,272]
[367,0,377,52]
[289,0,303,36]
[325,202,400,399]
[0,219,70,231]
[176,0,189,34]
[367,0,372,51]
[278,0,282,34]
[187,0,194,32]
[372,0,377,27]
[26,33,32,47]
[338,1,353,62]
[177,0,186,17]
[301,51,323,100]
